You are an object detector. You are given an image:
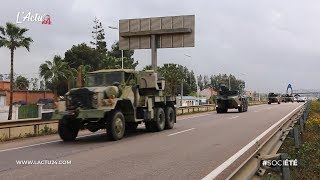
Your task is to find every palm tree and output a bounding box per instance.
[39,55,76,97]
[78,64,93,86]
[0,22,33,120]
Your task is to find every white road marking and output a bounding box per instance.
[228,116,239,120]
[202,103,305,180]
[167,128,195,136]
[178,113,211,120]
[254,110,259,113]
[0,132,105,153]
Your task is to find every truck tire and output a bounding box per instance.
[165,107,175,129]
[107,111,125,141]
[126,123,138,131]
[152,107,165,132]
[238,105,243,113]
[58,116,79,141]
[278,101,280,104]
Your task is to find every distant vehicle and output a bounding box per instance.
[296,96,306,102]
[37,98,54,120]
[13,100,27,105]
[216,85,248,113]
[267,93,281,104]
[281,94,294,103]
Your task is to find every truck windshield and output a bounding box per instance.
[86,72,123,87]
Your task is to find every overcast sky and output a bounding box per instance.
[0,0,320,93]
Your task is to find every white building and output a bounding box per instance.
[177,96,207,107]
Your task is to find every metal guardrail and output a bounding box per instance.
[228,101,310,180]
[0,119,58,139]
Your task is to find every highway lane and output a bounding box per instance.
[0,103,302,180]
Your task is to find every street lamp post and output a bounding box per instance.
[108,26,124,69]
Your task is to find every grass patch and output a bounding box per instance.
[264,101,320,179]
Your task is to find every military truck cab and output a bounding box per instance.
[58,69,176,141]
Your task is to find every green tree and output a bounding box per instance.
[197,75,204,91]
[107,42,138,69]
[78,64,93,85]
[203,75,210,89]
[14,75,29,90]
[101,56,138,69]
[64,43,104,70]
[209,73,245,92]
[30,78,38,90]
[0,22,33,120]
[143,65,153,70]
[158,64,184,96]
[90,17,107,54]
[39,80,45,90]
[39,55,76,96]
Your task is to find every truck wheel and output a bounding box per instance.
[278,101,280,104]
[238,105,243,113]
[126,123,138,131]
[107,111,125,141]
[152,107,165,132]
[268,102,271,104]
[216,107,221,113]
[165,107,175,129]
[58,116,79,141]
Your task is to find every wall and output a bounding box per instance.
[4,90,54,105]
[0,81,10,91]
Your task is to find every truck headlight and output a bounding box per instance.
[92,93,99,108]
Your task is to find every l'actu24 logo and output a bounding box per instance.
[16,12,51,25]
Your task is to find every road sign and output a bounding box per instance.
[119,15,195,50]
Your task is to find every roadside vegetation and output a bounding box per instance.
[264,100,320,179]
[0,125,57,142]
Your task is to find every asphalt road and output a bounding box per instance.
[0,103,302,180]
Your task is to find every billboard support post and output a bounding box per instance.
[151,35,157,71]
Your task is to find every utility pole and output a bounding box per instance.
[108,26,124,69]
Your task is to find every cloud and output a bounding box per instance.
[0,0,320,93]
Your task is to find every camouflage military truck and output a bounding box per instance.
[267,92,281,104]
[57,69,176,141]
[281,94,294,103]
[215,85,248,113]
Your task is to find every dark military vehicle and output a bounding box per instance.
[267,93,281,104]
[216,85,248,113]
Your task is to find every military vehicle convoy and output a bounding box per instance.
[267,93,281,104]
[57,69,176,141]
[215,85,248,113]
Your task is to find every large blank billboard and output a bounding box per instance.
[119,15,195,50]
